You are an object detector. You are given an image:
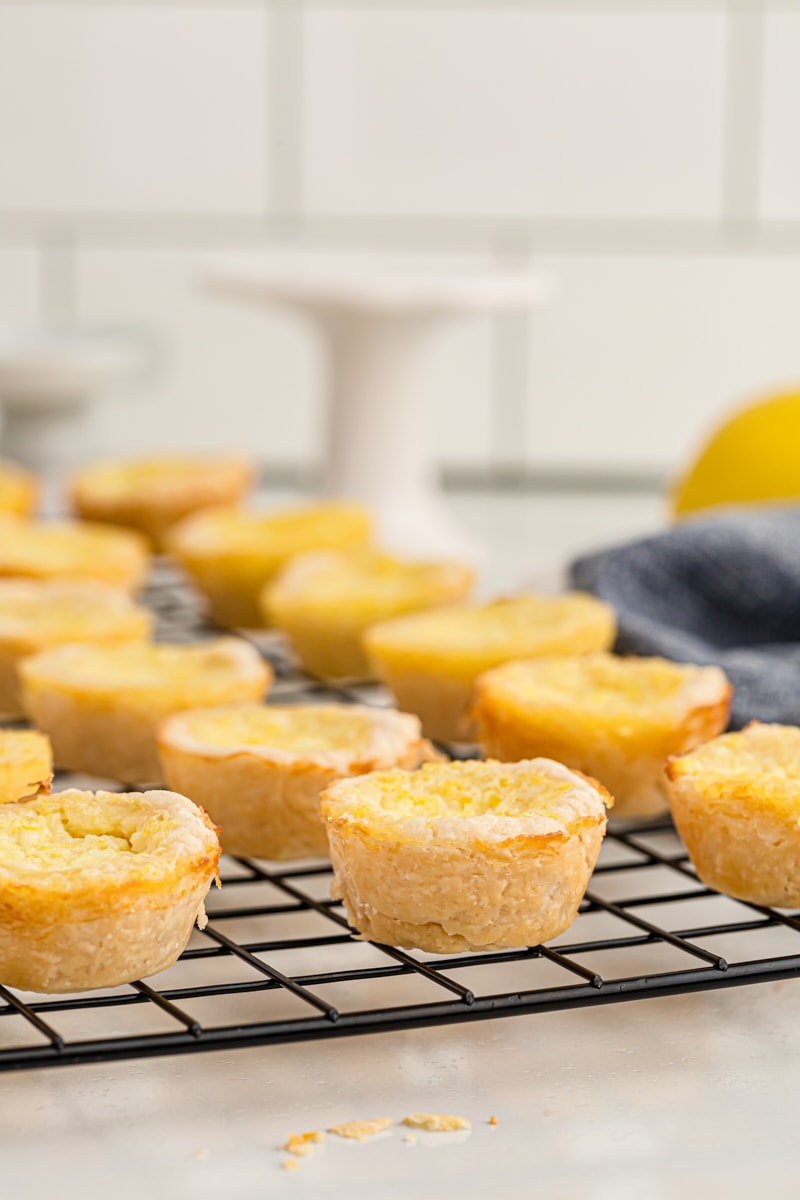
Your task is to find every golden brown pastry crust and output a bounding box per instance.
[363,593,616,743]
[475,653,732,818]
[0,579,153,716]
[0,730,52,803]
[19,638,272,784]
[70,455,254,550]
[666,721,800,905]
[0,515,149,592]
[0,460,37,517]
[320,758,612,953]
[158,702,434,859]
[261,550,473,682]
[168,502,372,628]
[0,788,219,992]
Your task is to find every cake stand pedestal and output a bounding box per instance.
[203,255,550,558]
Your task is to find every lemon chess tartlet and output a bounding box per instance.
[168,502,372,629]
[666,722,800,906]
[0,579,153,716]
[70,454,254,550]
[320,758,612,953]
[0,730,52,804]
[158,702,433,860]
[0,515,149,593]
[262,550,474,682]
[363,593,616,743]
[0,460,36,516]
[0,788,220,993]
[475,653,732,819]
[19,638,271,784]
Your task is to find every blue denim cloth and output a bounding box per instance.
[569,507,800,729]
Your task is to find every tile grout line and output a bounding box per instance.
[0,1,775,11]
[265,3,305,224]
[8,217,800,254]
[720,0,766,233]
[489,241,535,470]
[37,225,78,326]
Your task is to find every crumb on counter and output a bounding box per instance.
[281,1158,299,1172]
[489,1116,497,1126]
[283,1131,325,1157]
[191,1148,209,1160]
[403,1133,416,1145]
[402,1113,471,1132]
[328,1117,393,1142]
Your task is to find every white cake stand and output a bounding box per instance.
[0,328,152,472]
[203,254,551,558]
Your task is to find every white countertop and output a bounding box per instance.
[3,983,798,1198]
[4,487,794,1199]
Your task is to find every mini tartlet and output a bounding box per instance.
[0,579,153,716]
[19,638,271,784]
[0,787,219,993]
[262,550,474,681]
[0,515,149,592]
[666,722,800,906]
[363,593,616,743]
[320,757,612,953]
[474,653,732,818]
[168,502,372,628]
[0,460,36,516]
[0,730,52,804]
[158,702,434,860]
[70,454,254,550]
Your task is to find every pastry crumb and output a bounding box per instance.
[328,1117,393,1142]
[191,1148,209,1160]
[283,1131,324,1157]
[489,1115,497,1126]
[402,1113,471,1132]
[281,1158,299,1172]
[403,1132,416,1145]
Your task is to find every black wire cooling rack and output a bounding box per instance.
[2,564,800,1073]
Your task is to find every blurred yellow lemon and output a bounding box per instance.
[672,390,800,518]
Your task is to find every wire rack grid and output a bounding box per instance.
[1,564,800,1073]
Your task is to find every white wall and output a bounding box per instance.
[0,1,798,480]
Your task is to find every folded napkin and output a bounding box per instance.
[569,507,800,729]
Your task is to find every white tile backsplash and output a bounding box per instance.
[0,3,794,483]
[525,254,800,473]
[758,11,800,221]
[302,10,727,220]
[74,247,322,462]
[0,6,269,215]
[72,245,495,469]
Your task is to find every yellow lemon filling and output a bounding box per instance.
[0,515,148,589]
[0,789,217,879]
[170,703,380,758]
[266,551,472,622]
[172,502,371,563]
[20,638,268,701]
[668,722,800,817]
[0,461,36,515]
[365,593,615,681]
[0,730,52,804]
[482,654,726,726]
[322,758,610,841]
[0,579,152,644]
[73,455,246,499]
